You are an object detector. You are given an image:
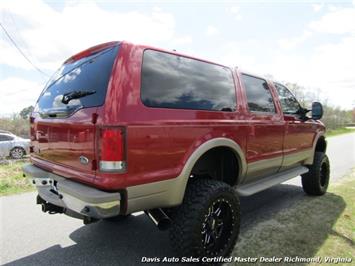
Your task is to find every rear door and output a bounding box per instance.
[31,45,119,182]
[239,73,284,183]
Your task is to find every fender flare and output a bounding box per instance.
[305,132,325,165]
[170,137,247,204]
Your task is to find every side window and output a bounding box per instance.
[6,135,14,141]
[141,50,236,111]
[0,135,13,141]
[274,83,300,115]
[241,74,276,113]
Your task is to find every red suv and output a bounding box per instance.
[24,41,330,258]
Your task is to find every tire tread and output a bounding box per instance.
[169,179,240,258]
[301,152,330,196]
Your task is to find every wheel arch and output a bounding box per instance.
[10,146,26,155]
[305,132,327,165]
[190,146,241,186]
[315,135,327,153]
[172,138,246,204]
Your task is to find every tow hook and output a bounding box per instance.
[41,202,64,214]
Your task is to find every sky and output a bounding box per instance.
[1,0,355,116]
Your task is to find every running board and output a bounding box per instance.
[236,166,309,196]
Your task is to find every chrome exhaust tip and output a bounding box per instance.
[145,208,171,231]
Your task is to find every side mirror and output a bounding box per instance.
[312,102,323,120]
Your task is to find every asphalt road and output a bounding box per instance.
[1,133,354,266]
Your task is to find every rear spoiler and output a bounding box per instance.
[64,41,120,64]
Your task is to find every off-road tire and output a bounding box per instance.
[10,147,25,159]
[301,152,330,196]
[169,179,240,259]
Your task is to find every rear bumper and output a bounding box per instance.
[23,162,188,219]
[23,164,121,219]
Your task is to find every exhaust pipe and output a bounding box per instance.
[145,208,171,231]
[83,216,98,225]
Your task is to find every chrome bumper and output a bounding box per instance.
[23,164,121,219]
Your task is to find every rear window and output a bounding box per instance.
[36,45,119,116]
[141,50,236,111]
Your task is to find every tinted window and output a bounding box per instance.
[274,83,300,114]
[37,46,119,115]
[141,50,236,111]
[241,74,275,113]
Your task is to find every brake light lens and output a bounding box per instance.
[99,128,126,172]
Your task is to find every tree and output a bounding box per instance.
[19,106,34,119]
[284,82,308,106]
[281,82,352,129]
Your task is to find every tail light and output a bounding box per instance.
[98,127,126,172]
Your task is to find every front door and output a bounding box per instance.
[274,83,315,170]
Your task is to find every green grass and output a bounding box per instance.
[228,171,355,265]
[312,175,355,263]
[326,127,355,137]
[0,160,34,196]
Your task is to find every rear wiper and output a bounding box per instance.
[220,107,236,112]
[40,107,78,118]
[62,90,96,104]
